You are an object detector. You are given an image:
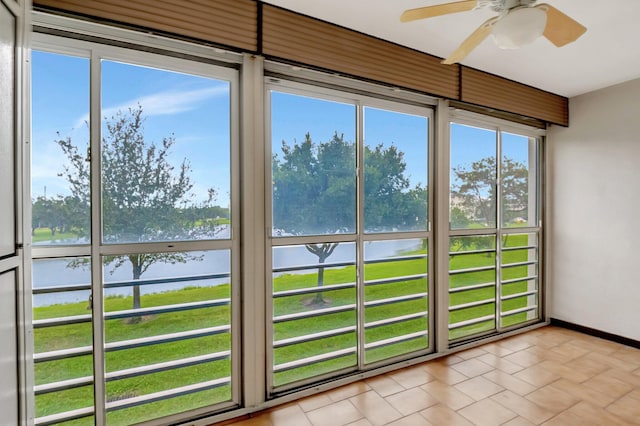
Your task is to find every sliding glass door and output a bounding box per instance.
[267,83,433,393]
[448,120,541,343]
[31,36,239,425]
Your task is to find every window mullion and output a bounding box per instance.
[89,50,106,426]
[495,129,503,333]
[356,102,365,370]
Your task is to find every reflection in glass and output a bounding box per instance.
[364,107,428,233]
[450,123,497,230]
[101,60,231,244]
[501,132,537,228]
[31,51,90,246]
[271,91,356,236]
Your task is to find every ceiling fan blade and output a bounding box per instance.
[442,16,498,65]
[401,0,477,22]
[536,3,587,47]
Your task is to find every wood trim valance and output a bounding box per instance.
[33,0,569,126]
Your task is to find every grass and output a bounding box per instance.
[34,233,538,424]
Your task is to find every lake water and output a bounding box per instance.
[32,237,422,307]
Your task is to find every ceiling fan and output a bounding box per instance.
[401,0,587,64]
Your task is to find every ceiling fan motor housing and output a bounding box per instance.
[491,6,547,49]
[483,0,537,13]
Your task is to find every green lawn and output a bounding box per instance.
[34,233,538,424]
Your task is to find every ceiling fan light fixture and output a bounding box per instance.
[491,7,547,49]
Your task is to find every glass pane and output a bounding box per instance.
[363,107,428,233]
[450,123,497,230]
[31,51,90,246]
[101,60,231,244]
[364,239,428,364]
[32,257,94,421]
[449,236,497,340]
[103,250,232,423]
[272,243,357,387]
[501,132,537,228]
[271,91,356,236]
[0,6,15,256]
[501,233,539,327]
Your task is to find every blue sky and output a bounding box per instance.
[31,51,231,206]
[32,50,530,208]
[270,91,429,188]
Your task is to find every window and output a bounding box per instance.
[268,84,432,392]
[31,39,239,424]
[448,121,541,342]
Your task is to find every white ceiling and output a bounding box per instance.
[262,0,640,98]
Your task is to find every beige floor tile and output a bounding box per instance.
[456,347,488,360]
[458,398,518,426]
[422,361,469,385]
[585,351,638,372]
[549,378,616,408]
[263,404,312,426]
[451,358,495,378]
[386,413,434,426]
[602,365,640,388]
[569,401,629,426]
[537,360,592,383]
[298,393,334,412]
[541,411,598,426]
[567,335,622,355]
[548,342,590,361]
[349,391,403,426]
[388,365,434,389]
[482,369,537,396]
[606,393,640,424]
[561,354,609,378]
[477,352,524,374]
[454,376,504,400]
[419,404,473,426]
[627,388,640,401]
[523,346,574,364]
[583,371,634,399]
[491,390,555,424]
[364,374,405,397]
[481,342,516,357]
[498,336,535,352]
[384,387,439,416]
[502,416,537,426]
[513,364,560,387]
[345,419,373,426]
[505,349,545,368]
[224,415,273,426]
[327,382,371,402]
[609,346,640,366]
[306,400,363,426]
[420,380,475,410]
[525,384,580,413]
[438,354,465,365]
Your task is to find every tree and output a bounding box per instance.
[450,156,528,255]
[451,156,528,227]
[272,132,426,304]
[55,104,220,313]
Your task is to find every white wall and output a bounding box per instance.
[547,77,640,341]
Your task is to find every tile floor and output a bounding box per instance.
[217,326,640,425]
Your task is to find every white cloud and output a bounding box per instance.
[74,85,227,128]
